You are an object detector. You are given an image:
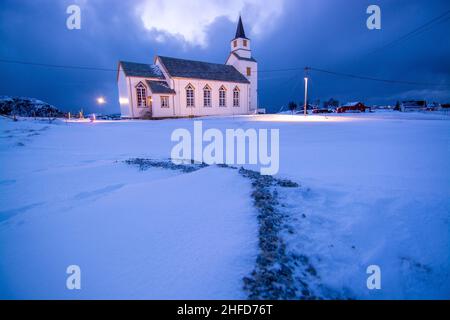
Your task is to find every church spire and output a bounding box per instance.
[230,15,252,58]
[235,15,247,39]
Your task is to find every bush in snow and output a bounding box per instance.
[288,101,297,114]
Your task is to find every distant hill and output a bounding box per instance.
[0,96,64,118]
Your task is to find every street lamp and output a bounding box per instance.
[303,77,308,116]
[96,96,106,105]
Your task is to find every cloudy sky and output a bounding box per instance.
[0,0,449,113]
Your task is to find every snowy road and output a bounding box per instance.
[1,112,449,299]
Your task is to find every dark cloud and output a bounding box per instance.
[0,0,449,113]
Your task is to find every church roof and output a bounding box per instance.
[157,56,250,84]
[231,52,257,62]
[145,80,176,94]
[119,61,164,78]
[235,16,248,39]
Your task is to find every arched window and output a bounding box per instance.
[233,86,240,107]
[186,84,195,107]
[136,82,147,107]
[203,85,211,107]
[219,86,226,107]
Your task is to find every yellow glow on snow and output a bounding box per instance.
[249,114,360,123]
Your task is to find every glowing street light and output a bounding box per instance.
[96,96,106,105]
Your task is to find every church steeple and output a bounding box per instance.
[235,15,248,39]
[226,15,258,112]
[230,16,251,58]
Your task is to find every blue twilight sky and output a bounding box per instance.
[0,0,449,114]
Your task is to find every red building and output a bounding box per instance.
[337,102,368,113]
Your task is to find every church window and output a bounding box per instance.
[246,67,251,76]
[203,85,211,107]
[186,84,195,107]
[233,87,240,107]
[219,86,226,107]
[161,96,169,108]
[136,82,147,107]
[233,40,237,48]
[243,39,247,47]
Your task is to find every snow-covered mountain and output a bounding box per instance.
[0,96,64,117]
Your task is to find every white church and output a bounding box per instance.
[117,17,258,118]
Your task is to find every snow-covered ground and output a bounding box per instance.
[0,112,449,299]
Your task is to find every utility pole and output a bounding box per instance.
[303,67,309,116]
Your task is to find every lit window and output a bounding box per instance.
[246,67,251,76]
[186,84,195,107]
[233,87,240,107]
[203,85,211,107]
[161,96,169,108]
[243,39,247,47]
[136,83,147,107]
[219,86,226,107]
[233,40,237,48]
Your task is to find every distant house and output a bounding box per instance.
[400,100,426,112]
[311,104,332,113]
[312,108,332,114]
[337,102,369,113]
[372,105,393,110]
[426,102,441,111]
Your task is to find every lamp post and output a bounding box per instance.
[93,97,106,122]
[303,77,308,116]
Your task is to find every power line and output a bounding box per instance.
[369,9,450,54]
[0,58,298,74]
[0,57,307,75]
[307,67,450,87]
[1,58,449,88]
[0,58,115,72]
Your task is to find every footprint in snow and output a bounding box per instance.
[73,184,125,201]
[0,179,16,186]
[0,202,45,223]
